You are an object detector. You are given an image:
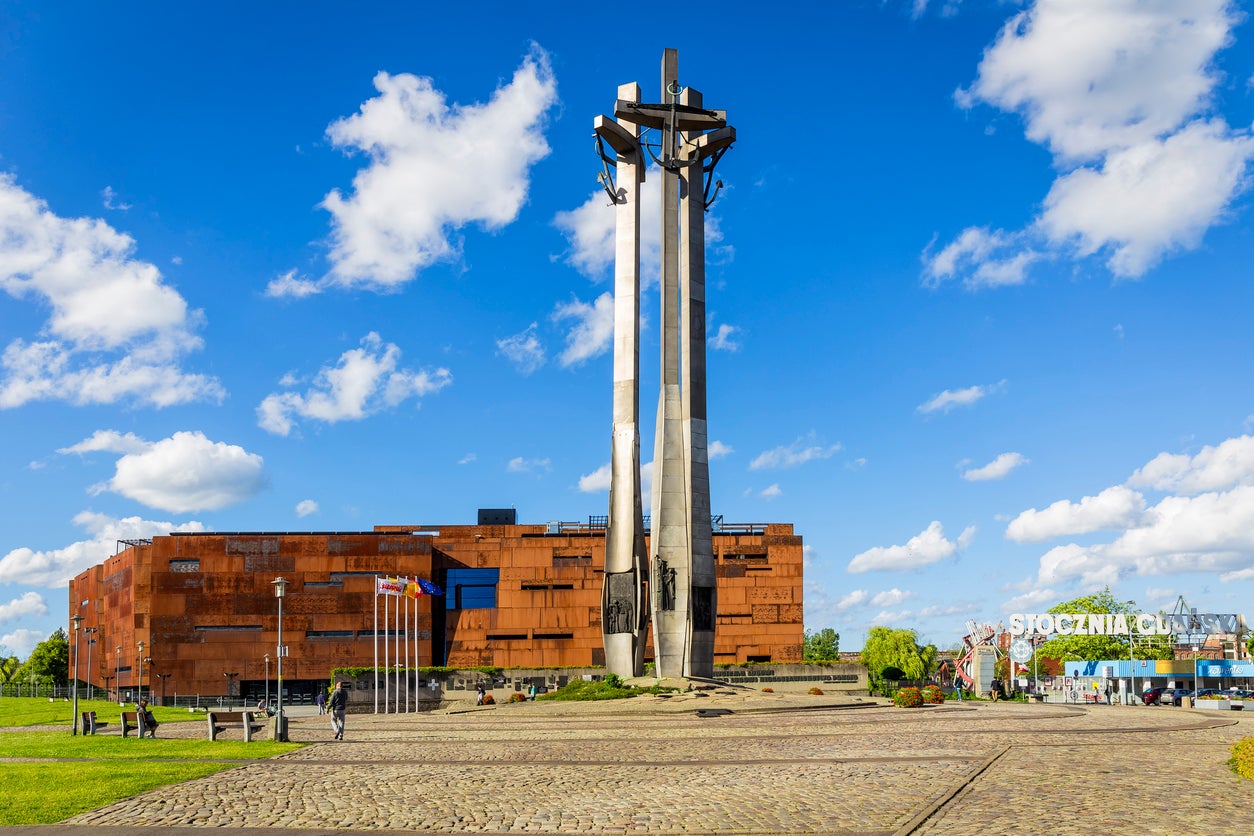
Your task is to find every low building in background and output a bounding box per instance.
[68,509,803,703]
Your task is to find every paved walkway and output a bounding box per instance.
[9,690,1254,834]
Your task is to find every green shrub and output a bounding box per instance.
[920,685,945,704]
[1230,737,1254,781]
[894,686,923,708]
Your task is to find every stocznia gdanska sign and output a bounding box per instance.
[1008,613,1243,636]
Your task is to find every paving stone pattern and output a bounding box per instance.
[54,694,1254,834]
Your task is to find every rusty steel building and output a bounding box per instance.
[67,510,803,701]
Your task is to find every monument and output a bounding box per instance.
[598,49,735,678]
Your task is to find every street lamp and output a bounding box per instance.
[70,614,83,736]
[136,641,145,703]
[102,673,114,701]
[264,653,271,710]
[84,628,97,701]
[115,646,122,704]
[272,576,289,742]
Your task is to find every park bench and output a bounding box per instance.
[120,710,155,738]
[80,711,108,734]
[207,710,262,741]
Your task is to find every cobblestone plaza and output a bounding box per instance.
[19,690,1253,835]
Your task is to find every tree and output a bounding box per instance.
[803,628,840,661]
[12,629,68,686]
[861,626,936,688]
[1035,587,1170,663]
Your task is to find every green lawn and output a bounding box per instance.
[0,696,198,727]
[0,726,307,825]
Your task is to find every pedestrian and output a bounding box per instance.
[328,680,348,740]
[1104,683,1112,705]
[316,688,326,715]
[476,684,485,705]
[527,683,537,701]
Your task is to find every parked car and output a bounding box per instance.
[1160,688,1194,706]
[1194,688,1227,699]
[1142,687,1168,705]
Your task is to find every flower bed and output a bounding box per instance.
[920,685,945,705]
[894,687,923,708]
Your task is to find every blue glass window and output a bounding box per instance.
[445,568,499,610]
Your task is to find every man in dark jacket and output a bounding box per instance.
[328,680,348,740]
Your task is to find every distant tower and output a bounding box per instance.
[599,49,734,679]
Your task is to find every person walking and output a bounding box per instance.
[328,680,348,740]
[316,688,326,715]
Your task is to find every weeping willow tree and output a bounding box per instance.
[861,626,937,690]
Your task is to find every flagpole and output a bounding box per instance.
[383,581,389,713]
[373,576,379,714]
[395,582,401,714]
[403,579,410,714]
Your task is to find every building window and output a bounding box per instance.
[486,633,528,641]
[446,568,499,610]
[533,632,574,640]
[195,625,262,632]
[306,630,356,639]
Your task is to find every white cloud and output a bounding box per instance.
[295,499,319,518]
[458,453,476,465]
[321,46,557,289]
[959,1,1235,162]
[100,186,130,211]
[265,269,322,299]
[871,588,914,607]
[0,628,47,658]
[999,585,1062,613]
[836,589,869,610]
[578,463,611,493]
[1007,485,1146,542]
[749,433,841,470]
[708,440,733,459]
[0,591,47,622]
[1039,120,1254,277]
[257,332,451,436]
[917,381,1005,414]
[962,452,1029,481]
[60,429,267,513]
[1036,484,1254,587]
[760,483,782,499]
[1127,434,1254,495]
[552,293,614,368]
[0,175,223,408]
[58,430,150,456]
[927,1,1253,285]
[848,521,976,573]
[709,323,741,352]
[507,456,551,474]
[496,323,546,375]
[0,511,207,587]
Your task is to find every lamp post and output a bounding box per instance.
[70,614,83,736]
[264,653,270,710]
[155,672,171,706]
[84,628,97,701]
[102,674,114,702]
[115,646,122,703]
[272,577,288,741]
[224,671,239,707]
[136,641,145,703]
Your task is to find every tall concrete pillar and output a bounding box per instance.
[602,49,733,680]
[598,85,649,677]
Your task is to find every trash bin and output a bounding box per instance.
[1182,696,1193,708]
[273,714,288,741]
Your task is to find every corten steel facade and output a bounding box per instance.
[68,519,802,701]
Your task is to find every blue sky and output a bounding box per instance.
[3,1,1254,657]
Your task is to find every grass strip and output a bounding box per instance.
[0,760,233,825]
[0,730,303,760]
[0,696,202,727]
